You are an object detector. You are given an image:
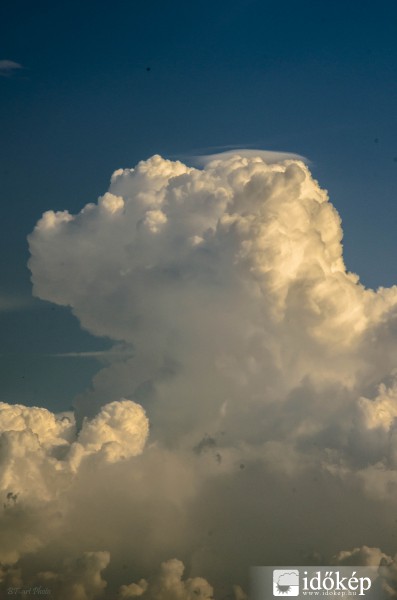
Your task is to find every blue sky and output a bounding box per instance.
[1,0,397,409]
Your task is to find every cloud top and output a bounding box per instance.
[191,148,308,167]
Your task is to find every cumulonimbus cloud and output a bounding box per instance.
[2,151,397,598]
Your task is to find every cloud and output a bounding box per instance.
[332,546,397,598]
[332,545,389,567]
[46,344,133,361]
[3,151,397,596]
[0,293,35,312]
[118,558,215,600]
[0,398,148,476]
[0,59,23,77]
[34,551,110,600]
[190,148,308,167]
[0,399,148,565]
[76,399,149,464]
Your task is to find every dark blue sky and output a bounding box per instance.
[1,0,397,409]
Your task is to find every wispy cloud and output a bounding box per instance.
[0,59,23,77]
[49,350,114,358]
[192,147,309,167]
[0,293,35,312]
[0,346,132,361]
[48,348,133,360]
[176,146,309,167]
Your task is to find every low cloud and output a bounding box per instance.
[333,546,397,598]
[118,558,216,600]
[1,151,397,597]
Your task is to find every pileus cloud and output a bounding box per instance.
[2,152,397,597]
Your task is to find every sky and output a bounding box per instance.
[1,0,397,408]
[1,1,397,598]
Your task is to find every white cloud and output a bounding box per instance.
[77,399,149,464]
[0,399,148,565]
[3,151,397,596]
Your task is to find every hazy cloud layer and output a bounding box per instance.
[2,152,397,597]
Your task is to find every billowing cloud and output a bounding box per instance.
[0,399,148,568]
[2,152,397,597]
[333,545,389,567]
[76,399,149,464]
[333,546,397,598]
[118,558,215,600]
